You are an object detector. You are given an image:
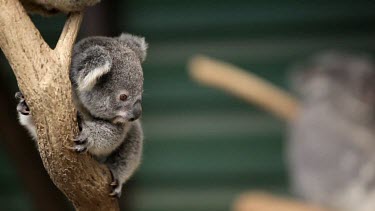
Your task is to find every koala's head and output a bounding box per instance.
[291,51,375,106]
[70,33,148,124]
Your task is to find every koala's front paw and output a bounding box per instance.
[72,133,89,153]
[15,92,24,100]
[109,169,123,198]
[15,92,30,115]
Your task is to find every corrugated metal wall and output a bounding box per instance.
[0,1,374,210]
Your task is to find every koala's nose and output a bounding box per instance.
[129,102,142,121]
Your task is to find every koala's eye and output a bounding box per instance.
[119,94,128,101]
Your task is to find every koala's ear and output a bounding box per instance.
[288,60,309,88]
[71,45,112,91]
[118,33,148,62]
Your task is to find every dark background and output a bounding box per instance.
[0,0,375,210]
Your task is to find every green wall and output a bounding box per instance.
[0,1,374,210]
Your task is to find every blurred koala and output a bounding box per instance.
[19,0,100,15]
[288,51,375,211]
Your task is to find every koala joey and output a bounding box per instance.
[16,33,147,198]
[19,0,100,15]
[288,51,375,211]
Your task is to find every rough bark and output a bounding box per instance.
[0,0,120,210]
[0,81,71,211]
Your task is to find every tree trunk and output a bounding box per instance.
[0,80,72,211]
[0,0,120,210]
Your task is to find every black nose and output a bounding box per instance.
[129,103,142,121]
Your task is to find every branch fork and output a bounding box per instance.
[0,0,119,210]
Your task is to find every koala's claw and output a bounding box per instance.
[73,138,87,145]
[15,92,24,100]
[109,170,122,198]
[72,133,89,153]
[73,144,88,153]
[110,179,119,187]
[16,92,30,115]
[109,182,122,198]
[17,102,30,115]
[109,190,121,198]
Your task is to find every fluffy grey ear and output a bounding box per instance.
[71,45,112,92]
[118,33,148,62]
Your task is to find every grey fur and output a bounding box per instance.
[16,33,147,197]
[118,34,148,63]
[288,51,375,211]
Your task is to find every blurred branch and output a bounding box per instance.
[232,192,333,211]
[188,55,300,121]
[0,0,119,210]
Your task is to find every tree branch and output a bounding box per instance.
[41,12,82,87]
[0,80,71,211]
[188,55,300,121]
[55,12,83,64]
[0,0,120,210]
[0,0,52,85]
[233,192,332,211]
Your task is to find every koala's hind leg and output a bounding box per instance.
[106,121,143,198]
[15,92,37,139]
